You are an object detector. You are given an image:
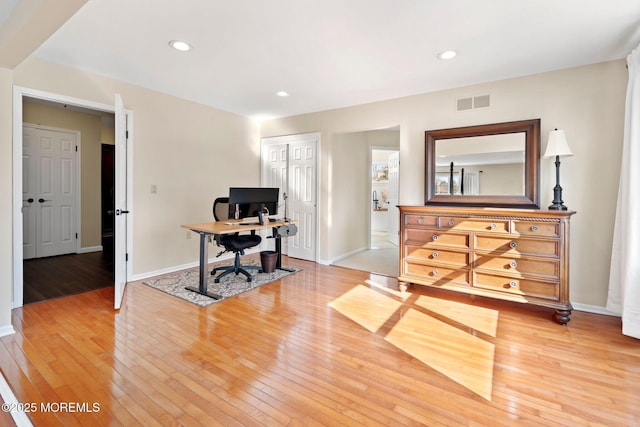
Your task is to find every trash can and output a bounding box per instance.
[260,250,278,273]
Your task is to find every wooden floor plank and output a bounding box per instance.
[1,257,639,426]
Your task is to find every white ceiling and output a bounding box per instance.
[17,0,640,119]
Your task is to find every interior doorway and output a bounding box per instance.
[370,148,400,249]
[19,96,116,304]
[331,127,400,277]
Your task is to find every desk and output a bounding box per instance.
[181,219,298,299]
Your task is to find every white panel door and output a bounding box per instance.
[22,125,77,259]
[288,140,317,261]
[22,128,37,259]
[387,151,400,246]
[114,94,130,310]
[261,133,318,262]
[262,143,288,215]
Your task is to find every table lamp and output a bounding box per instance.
[543,129,573,210]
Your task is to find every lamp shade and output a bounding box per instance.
[543,129,573,158]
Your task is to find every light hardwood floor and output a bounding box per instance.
[1,257,639,426]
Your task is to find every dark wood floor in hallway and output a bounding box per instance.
[22,252,114,304]
[1,257,639,426]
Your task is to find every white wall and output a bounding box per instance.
[330,132,369,257]
[261,60,627,308]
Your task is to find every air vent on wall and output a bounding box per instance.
[456,94,491,111]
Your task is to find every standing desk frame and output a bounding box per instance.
[181,220,298,299]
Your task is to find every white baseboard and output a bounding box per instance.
[0,325,16,337]
[129,250,250,282]
[0,372,34,427]
[78,246,102,254]
[572,302,620,317]
[329,246,368,264]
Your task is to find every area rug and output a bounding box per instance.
[143,259,300,307]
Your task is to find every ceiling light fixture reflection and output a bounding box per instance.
[276,91,289,97]
[169,40,192,51]
[437,50,457,60]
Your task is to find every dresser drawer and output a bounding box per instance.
[405,229,470,249]
[405,262,470,285]
[475,236,559,257]
[404,214,438,227]
[439,217,509,233]
[473,253,559,279]
[512,221,559,238]
[405,246,469,267]
[473,273,559,301]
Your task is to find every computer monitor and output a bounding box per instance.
[228,187,279,223]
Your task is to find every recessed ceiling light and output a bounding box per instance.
[437,50,457,60]
[276,91,289,97]
[169,40,192,52]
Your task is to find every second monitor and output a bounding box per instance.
[228,187,279,224]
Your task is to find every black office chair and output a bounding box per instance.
[210,197,262,282]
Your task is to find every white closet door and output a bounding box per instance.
[22,125,78,259]
[261,133,318,262]
[288,139,317,261]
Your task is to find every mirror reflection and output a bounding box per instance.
[425,119,540,208]
[435,133,526,196]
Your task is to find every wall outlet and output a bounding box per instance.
[186,230,191,239]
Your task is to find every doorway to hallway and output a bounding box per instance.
[18,96,116,305]
[331,127,400,278]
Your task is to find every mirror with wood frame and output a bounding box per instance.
[425,119,540,208]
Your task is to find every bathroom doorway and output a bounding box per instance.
[371,148,400,250]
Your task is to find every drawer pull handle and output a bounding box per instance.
[491,223,497,228]
[509,261,517,268]
[432,252,439,258]
[417,217,424,224]
[509,241,517,249]
[432,234,439,241]
[432,269,439,276]
[509,281,517,288]
[531,225,538,232]
[448,220,455,226]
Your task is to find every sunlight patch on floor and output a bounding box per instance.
[365,278,411,301]
[415,295,499,337]
[328,285,402,333]
[385,308,495,401]
[329,284,497,400]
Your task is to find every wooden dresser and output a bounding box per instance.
[398,206,575,324]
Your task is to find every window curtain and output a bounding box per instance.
[462,172,479,195]
[607,45,640,339]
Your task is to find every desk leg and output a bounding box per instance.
[273,229,296,272]
[185,231,223,299]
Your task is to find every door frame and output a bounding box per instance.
[12,86,133,309]
[22,123,82,258]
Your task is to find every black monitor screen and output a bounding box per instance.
[228,187,279,220]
